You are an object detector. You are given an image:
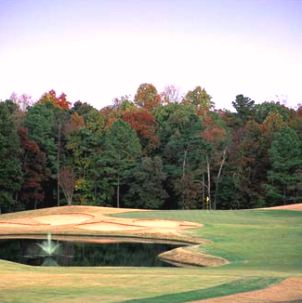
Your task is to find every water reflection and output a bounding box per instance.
[0,239,183,267]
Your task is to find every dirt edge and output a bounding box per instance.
[159,246,229,267]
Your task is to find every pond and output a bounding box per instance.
[0,237,184,267]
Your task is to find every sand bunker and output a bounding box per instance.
[265,203,302,211]
[134,219,201,229]
[0,206,202,244]
[194,277,302,303]
[34,214,93,226]
[0,222,36,228]
[76,218,201,232]
[77,222,140,231]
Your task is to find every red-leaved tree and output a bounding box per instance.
[18,127,48,209]
[122,109,159,152]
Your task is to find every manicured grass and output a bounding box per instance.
[0,262,238,303]
[123,277,281,303]
[119,209,302,274]
[0,208,301,302]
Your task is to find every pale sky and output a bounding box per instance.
[0,0,301,110]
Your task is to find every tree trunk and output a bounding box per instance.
[202,173,205,209]
[117,174,120,208]
[213,148,227,210]
[57,123,61,206]
[182,149,188,209]
[15,192,19,210]
[206,155,211,210]
[94,180,97,203]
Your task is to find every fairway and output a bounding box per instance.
[0,206,302,302]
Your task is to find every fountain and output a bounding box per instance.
[38,233,60,256]
[36,233,61,266]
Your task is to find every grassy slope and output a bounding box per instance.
[0,209,301,302]
[121,209,302,273]
[117,209,302,301]
[0,262,239,303]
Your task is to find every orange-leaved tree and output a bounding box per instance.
[39,90,71,110]
[134,83,161,111]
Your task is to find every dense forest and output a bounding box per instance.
[0,84,301,213]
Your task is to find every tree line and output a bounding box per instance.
[0,84,301,213]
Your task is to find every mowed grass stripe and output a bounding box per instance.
[122,277,281,303]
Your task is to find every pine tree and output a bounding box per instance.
[266,127,302,205]
[99,120,141,207]
[124,156,167,209]
[0,101,23,213]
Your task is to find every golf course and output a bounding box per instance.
[0,204,301,303]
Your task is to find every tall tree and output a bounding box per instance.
[66,105,104,204]
[38,90,71,205]
[134,83,161,111]
[122,108,158,153]
[254,101,292,124]
[99,120,141,207]
[39,89,71,110]
[262,111,286,135]
[184,86,214,113]
[201,111,230,209]
[0,101,23,213]
[24,102,57,205]
[229,120,267,208]
[124,156,167,209]
[159,104,206,209]
[232,94,255,125]
[59,167,75,205]
[18,127,48,209]
[266,127,302,205]
[289,105,302,141]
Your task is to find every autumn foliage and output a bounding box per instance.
[122,109,159,149]
[39,89,71,110]
[18,127,47,208]
[134,83,161,111]
[0,84,301,213]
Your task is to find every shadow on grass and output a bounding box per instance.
[122,277,282,303]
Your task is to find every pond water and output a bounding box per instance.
[0,238,183,267]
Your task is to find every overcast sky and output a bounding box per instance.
[0,0,301,110]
